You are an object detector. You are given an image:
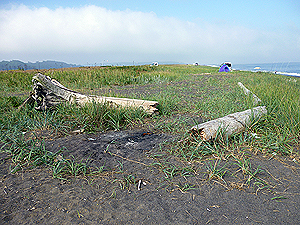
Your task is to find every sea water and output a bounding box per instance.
[233,62,300,77]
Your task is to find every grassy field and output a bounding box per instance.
[0,64,299,185]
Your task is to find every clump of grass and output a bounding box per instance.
[151,160,195,181]
[205,159,227,183]
[1,129,105,180]
[51,154,93,180]
[55,101,148,133]
[176,182,196,193]
[173,127,234,161]
[231,154,264,185]
[0,129,89,179]
[0,96,148,135]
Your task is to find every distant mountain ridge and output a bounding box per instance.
[0,60,79,71]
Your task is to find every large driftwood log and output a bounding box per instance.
[190,106,267,141]
[238,82,261,105]
[31,73,159,114]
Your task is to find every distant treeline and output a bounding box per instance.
[0,60,79,71]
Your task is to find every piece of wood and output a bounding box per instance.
[32,73,159,114]
[190,106,267,141]
[238,82,261,105]
[17,92,35,111]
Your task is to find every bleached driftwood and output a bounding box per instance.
[238,82,261,105]
[31,73,159,114]
[190,106,267,141]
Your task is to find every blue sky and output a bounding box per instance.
[0,0,299,65]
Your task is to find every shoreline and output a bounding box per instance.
[206,63,300,77]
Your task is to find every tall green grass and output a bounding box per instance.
[0,65,179,94]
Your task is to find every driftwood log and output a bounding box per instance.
[191,106,267,141]
[238,82,261,105]
[31,73,159,114]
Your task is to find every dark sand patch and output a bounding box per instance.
[1,128,300,224]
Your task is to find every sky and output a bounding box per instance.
[0,0,299,65]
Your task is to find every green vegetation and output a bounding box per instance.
[0,64,299,191]
[0,65,176,94]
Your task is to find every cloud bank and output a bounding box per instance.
[0,4,299,64]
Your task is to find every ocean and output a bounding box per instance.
[232,62,300,77]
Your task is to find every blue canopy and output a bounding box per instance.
[219,64,230,72]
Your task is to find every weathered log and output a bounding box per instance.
[31,73,159,114]
[238,82,261,105]
[190,106,267,141]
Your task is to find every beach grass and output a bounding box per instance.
[0,64,299,183]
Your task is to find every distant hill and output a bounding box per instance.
[0,60,80,71]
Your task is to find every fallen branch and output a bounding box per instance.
[238,82,261,105]
[190,106,267,141]
[31,73,159,114]
[17,92,35,112]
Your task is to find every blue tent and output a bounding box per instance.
[219,64,230,72]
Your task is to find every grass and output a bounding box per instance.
[205,159,227,183]
[0,65,177,94]
[0,64,299,190]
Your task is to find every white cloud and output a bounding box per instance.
[0,4,299,64]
